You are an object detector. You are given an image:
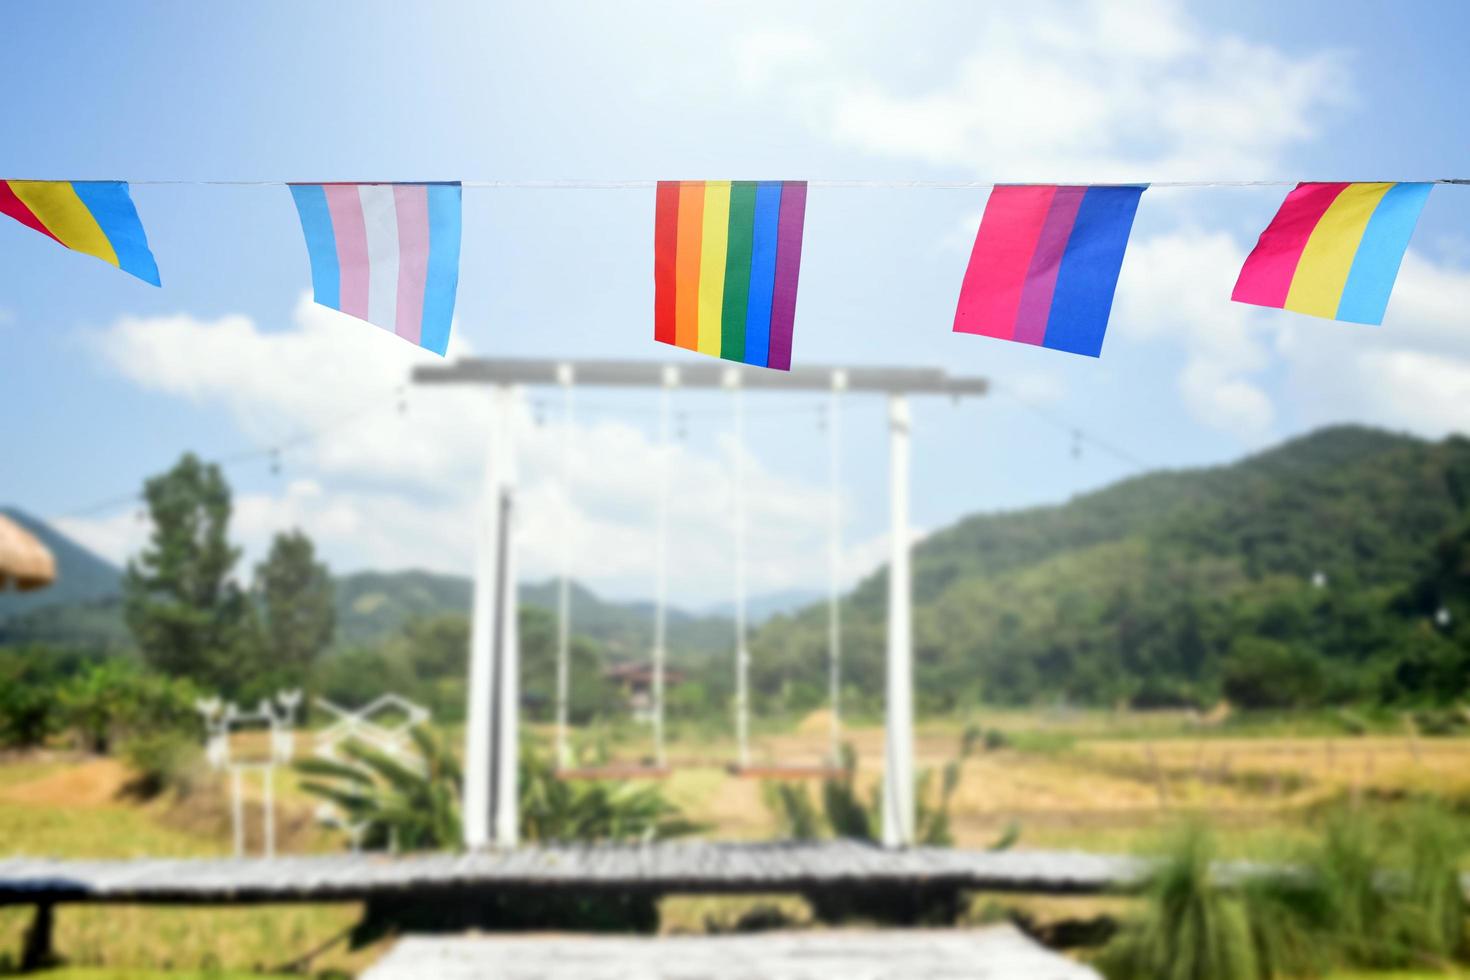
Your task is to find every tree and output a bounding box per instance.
[123,453,251,693]
[254,530,335,689]
[1221,637,1325,710]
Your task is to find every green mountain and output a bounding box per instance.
[334,570,734,662]
[0,527,738,662]
[749,425,1470,712]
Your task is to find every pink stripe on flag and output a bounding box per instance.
[953,185,1057,340]
[323,184,370,320]
[393,184,430,345]
[1232,182,1348,309]
[1012,186,1086,346]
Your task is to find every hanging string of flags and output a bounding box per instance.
[0,177,1454,367]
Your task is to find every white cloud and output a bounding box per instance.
[736,0,1348,179]
[82,297,887,605]
[1110,229,1470,442]
[54,509,150,569]
[1275,250,1470,437]
[1113,228,1277,440]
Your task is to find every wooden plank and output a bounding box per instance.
[362,926,1102,980]
[0,843,1150,905]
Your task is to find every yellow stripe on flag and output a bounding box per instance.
[1285,183,1393,319]
[8,181,120,268]
[696,181,731,356]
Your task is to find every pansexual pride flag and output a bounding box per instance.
[0,180,159,285]
[289,182,461,355]
[1232,182,1431,325]
[953,185,1145,358]
[654,180,807,370]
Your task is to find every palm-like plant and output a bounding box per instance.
[296,725,461,851]
[766,739,1018,849]
[298,727,702,852]
[519,743,703,843]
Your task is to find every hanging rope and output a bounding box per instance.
[826,370,847,768]
[554,364,575,770]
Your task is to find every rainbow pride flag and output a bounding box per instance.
[1232,182,1431,325]
[953,185,1144,358]
[654,180,807,370]
[0,180,159,285]
[289,182,461,355]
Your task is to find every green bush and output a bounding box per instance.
[0,646,102,748]
[61,660,199,754]
[120,729,203,799]
[0,657,61,747]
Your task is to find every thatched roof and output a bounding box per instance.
[0,513,56,592]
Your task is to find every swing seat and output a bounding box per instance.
[727,762,846,780]
[554,764,672,781]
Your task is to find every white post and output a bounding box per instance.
[555,364,574,770]
[882,394,915,848]
[728,368,750,770]
[231,767,244,858]
[828,370,847,767]
[493,465,521,848]
[464,385,520,849]
[263,766,275,859]
[652,366,677,769]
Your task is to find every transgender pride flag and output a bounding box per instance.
[289,182,462,354]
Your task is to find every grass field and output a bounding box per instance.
[1,710,1467,977]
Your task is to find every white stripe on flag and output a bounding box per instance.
[358,184,401,332]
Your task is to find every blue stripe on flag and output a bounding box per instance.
[419,182,462,356]
[73,181,160,286]
[1336,182,1432,325]
[1041,185,1145,357]
[289,184,340,310]
[743,181,783,367]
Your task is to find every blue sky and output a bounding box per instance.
[3,0,1468,606]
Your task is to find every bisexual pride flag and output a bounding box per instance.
[0,180,159,285]
[655,180,807,371]
[953,185,1145,358]
[289,182,461,354]
[1232,182,1431,325]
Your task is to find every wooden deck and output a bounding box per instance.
[0,841,1148,905]
[362,926,1102,979]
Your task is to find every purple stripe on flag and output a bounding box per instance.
[1012,186,1086,346]
[323,184,370,320]
[766,180,806,371]
[393,184,430,345]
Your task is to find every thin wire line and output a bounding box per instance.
[25,177,1470,189]
[48,385,404,520]
[987,381,1155,472]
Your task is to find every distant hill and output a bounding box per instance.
[701,589,825,625]
[752,425,1470,710]
[0,521,740,661]
[335,571,735,662]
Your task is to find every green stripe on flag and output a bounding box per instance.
[721,181,757,361]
